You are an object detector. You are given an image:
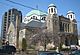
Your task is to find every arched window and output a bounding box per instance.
[31,17,32,19]
[54,8,56,13]
[68,15,69,18]
[42,17,46,20]
[31,16,37,20]
[71,15,72,18]
[35,17,38,20]
[51,8,53,13]
[33,16,35,19]
[49,9,50,13]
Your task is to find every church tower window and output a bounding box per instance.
[49,9,50,13]
[68,15,69,18]
[71,15,72,18]
[54,9,56,13]
[51,8,53,13]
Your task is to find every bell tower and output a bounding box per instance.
[48,4,57,15]
[46,4,59,46]
[46,4,59,34]
[67,11,76,21]
[67,11,78,45]
[67,11,77,34]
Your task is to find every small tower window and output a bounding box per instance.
[68,15,69,18]
[49,9,50,13]
[54,8,56,13]
[51,8,53,13]
[71,15,72,18]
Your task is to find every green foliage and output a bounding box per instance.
[22,38,27,51]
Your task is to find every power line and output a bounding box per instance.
[5,0,48,13]
[5,0,37,10]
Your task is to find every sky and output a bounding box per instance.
[0,0,80,35]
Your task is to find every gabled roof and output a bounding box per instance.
[26,10,48,17]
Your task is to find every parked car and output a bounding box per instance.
[69,50,80,55]
[0,45,16,54]
[38,51,63,55]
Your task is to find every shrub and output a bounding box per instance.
[22,38,27,51]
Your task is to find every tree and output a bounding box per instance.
[29,28,60,51]
[22,38,27,51]
[29,30,53,50]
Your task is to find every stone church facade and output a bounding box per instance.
[46,4,78,47]
[6,4,78,50]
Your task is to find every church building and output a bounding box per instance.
[46,4,78,46]
[6,4,78,50]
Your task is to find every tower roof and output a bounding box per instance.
[48,4,56,7]
[67,10,74,14]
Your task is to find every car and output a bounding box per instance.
[38,51,63,55]
[69,50,80,55]
[0,45,16,54]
